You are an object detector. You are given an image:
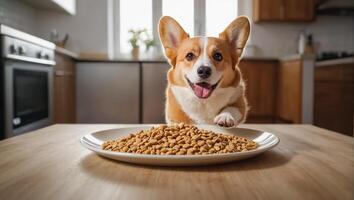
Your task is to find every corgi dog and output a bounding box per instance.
[158,16,250,127]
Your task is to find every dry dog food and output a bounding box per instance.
[102,123,258,155]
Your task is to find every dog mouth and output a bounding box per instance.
[185,76,221,99]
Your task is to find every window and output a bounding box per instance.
[119,0,152,53]
[162,0,194,36]
[206,0,238,37]
[112,0,239,56]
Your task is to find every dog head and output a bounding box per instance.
[159,16,250,99]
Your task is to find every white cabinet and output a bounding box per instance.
[51,0,76,15]
[22,0,76,15]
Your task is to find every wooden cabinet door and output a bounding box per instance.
[314,64,354,136]
[54,72,76,123]
[253,0,315,22]
[276,60,302,123]
[239,60,278,123]
[253,0,284,22]
[54,53,76,123]
[284,0,315,21]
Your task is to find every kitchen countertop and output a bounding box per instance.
[77,53,167,63]
[54,47,312,64]
[52,48,279,63]
[0,124,352,200]
[76,54,279,63]
[316,56,354,67]
[55,46,78,59]
[279,54,316,62]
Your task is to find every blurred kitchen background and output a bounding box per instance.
[0,0,353,139]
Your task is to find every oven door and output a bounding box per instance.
[4,60,53,138]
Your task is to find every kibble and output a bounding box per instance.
[102,123,258,155]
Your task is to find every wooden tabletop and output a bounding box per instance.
[0,124,352,200]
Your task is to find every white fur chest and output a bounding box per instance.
[171,85,242,124]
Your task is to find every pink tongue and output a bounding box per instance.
[194,84,212,98]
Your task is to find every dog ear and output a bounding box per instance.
[159,16,189,67]
[219,16,250,69]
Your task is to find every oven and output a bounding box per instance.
[4,60,53,137]
[1,24,55,139]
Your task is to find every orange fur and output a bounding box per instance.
[159,16,250,126]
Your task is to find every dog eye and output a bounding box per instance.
[213,52,223,61]
[185,52,195,61]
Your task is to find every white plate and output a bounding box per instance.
[80,125,279,166]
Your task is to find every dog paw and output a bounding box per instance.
[214,113,237,128]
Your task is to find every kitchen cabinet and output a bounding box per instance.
[276,57,315,124]
[54,52,76,123]
[73,57,316,125]
[253,0,315,22]
[22,0,76,15]
[239,60,278,123]
[314,63,354,136]
[142,63,170,123]
[276,59,302,123]
[76,62,140,123]
[284,0,315,21]
[253,0,284,21]
[241,57,314,124]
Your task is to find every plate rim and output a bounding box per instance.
[80,125,280,159]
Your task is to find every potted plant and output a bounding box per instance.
[128,28,145,58]
[128,29,156,58]
[142,31,156,53]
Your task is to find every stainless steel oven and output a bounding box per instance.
[1,24,55,139]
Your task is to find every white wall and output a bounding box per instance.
[0,0,37,35]
[35,0,108,55]
[0,0,108,55]
[239,0,354,58]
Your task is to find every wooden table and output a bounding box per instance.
[0,124,352,200]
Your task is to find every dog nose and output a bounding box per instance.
[197,66,212,79]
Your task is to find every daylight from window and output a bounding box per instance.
[119,0,237,53]
[120,0,152,53]
[163,0,194,36]
[206,0,238,37]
